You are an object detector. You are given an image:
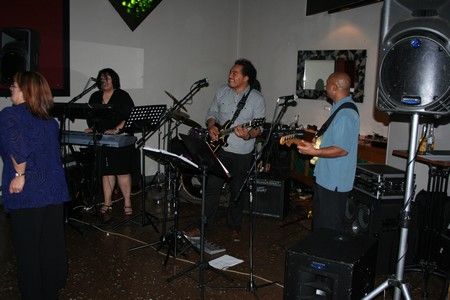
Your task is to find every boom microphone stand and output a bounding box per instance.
[362,113,420,300]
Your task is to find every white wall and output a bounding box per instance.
[64,0,240,174]
[237,0,387,136]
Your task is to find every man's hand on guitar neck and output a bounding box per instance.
[234,125,251,140]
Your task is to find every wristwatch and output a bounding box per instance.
[15,172,25,177]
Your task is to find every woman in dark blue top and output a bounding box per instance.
[0,71,70,300]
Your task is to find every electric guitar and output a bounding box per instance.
[279,131,320,165]
[209,118,265,152]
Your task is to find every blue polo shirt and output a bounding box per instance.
[313,96,359,192]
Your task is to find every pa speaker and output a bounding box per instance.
[376,0,450,116]
[345,189,403,274]
[284,229,377,299]
[0,28,40,85]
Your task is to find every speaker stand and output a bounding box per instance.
[363,113,421,300]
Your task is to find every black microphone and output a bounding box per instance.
[90,77,100,83]
[194,78,208,86]
[277,94,298,105]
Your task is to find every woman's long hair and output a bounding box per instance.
[14,71,53,119]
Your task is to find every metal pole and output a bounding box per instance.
[394,113,419,299]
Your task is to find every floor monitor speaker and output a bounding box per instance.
[284,229,377,299]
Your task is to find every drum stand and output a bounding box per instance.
[157,167,197,266]
[363,113,421,300]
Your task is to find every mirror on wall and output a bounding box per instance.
[296,49,367,103]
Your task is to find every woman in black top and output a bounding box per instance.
[86,68,135,215]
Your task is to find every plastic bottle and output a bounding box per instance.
[418,124,427,155]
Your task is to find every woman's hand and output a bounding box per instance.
[84,128,93,133]
[9,176,25,194]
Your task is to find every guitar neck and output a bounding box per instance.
[219,121,253,137]
[279,137,304,147]
[279,131,315,146]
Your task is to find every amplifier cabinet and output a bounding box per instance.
[284,229,377,299]
[345,189,403,274]
[354,164,407,199]
[243,176,288,219]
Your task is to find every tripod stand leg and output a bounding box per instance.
[166,262,200,283]
[362,278,412,300]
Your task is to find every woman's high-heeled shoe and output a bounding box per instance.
[124,206,133,216]
[100,204,112,214]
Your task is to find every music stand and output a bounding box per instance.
[129,147,200,262]
[166,134,230,300]
[112,105,166,231]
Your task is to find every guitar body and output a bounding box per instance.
[208,120,232,152]
[208,118,265,153]
[309,136,321,165]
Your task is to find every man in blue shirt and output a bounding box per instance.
[297,72,359,232]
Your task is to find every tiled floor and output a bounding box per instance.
[0,185,448,299]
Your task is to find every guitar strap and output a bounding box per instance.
[229,88,252,126]
[316,102,359,138]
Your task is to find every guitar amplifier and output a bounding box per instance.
[243,175,289,219]
[354,164,407,199]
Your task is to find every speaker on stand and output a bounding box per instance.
[365,0,450,299]
[0,28,39,85]
[376,0,450,116]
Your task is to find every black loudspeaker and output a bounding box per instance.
[284,229,377,299]
[345,189,403,274]
[244,175,288,219]
[0,28,40,84]
[376,0,450,116]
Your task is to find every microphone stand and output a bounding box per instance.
[61,80,99,231]
[68,82,98,104]
[234,99,292,294]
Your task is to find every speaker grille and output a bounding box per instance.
[377,32,450,115]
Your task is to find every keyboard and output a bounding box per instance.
[61,131,137,148]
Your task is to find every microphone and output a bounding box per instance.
[90,77,100,83]
[194,78,208,86]
[277,94,298,106]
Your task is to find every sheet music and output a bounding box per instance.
[208,254,243,270]
[143,146,199,169]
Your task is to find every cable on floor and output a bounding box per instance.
[68,217,284,289]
